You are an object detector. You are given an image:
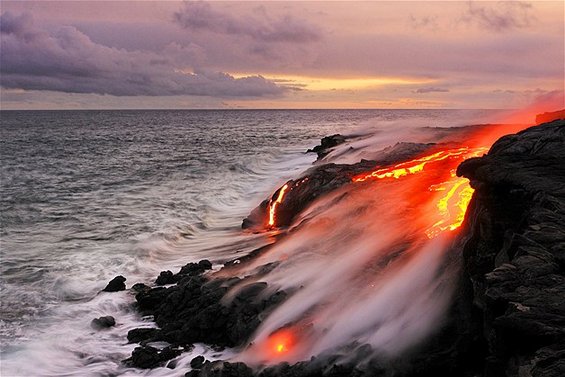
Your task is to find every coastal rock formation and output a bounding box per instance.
[124,119,565,376]
[455,119,565,376]
[90,316,116,330]
[306,134,346,160]
[125,260,287,368]
[103,275,126,292]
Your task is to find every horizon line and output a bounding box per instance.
[0,107,512,112]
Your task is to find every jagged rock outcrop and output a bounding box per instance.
[306,134,347,160]
[456,119,565,376]
[103,275,126,292]
[125,260,287,368]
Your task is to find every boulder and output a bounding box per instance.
[90,316,115,330]
[306,134,346,160]
[190,355,205,369]
[103,276,126,292]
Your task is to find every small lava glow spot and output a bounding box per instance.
[267,329,295,357]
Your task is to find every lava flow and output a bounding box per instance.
[267,183,289,228]
[237,124,536,365]
[352,146,488,238]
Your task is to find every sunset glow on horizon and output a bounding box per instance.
[1,0,563,110]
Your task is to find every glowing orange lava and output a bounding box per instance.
[353,146,488,238]
[268,183,289,227]
[266,329,295,357]
[353,147,478,182]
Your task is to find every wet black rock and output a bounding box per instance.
[155,270,176,285]
[103,275,126,292]
[129,346,161,369]
[151,261,213,287]
[127,327,161,344]
[193,357,383,377]
[90,316,115,330]
[126,345,182,369]
[178,260,212,276]
[191,361,254,377]
[190,355,205,369]
[306,134,346,160]
[131,282,151,294]
[128,260,287,354]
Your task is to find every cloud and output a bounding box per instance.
[460,0,534,32]
[414,87,450,94]
[0,11,35,38]
[0,11,285,98]
[173,1,322,43]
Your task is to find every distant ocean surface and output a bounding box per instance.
[0,109,499,376]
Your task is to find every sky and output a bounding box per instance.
[1,0,563,110]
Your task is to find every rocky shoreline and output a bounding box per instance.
[102,118,564,376]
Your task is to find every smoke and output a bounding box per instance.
[215,120,537,366]
[224,149,468,364]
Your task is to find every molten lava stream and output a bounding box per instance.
[352,146,488,238]
[267,183,289,228]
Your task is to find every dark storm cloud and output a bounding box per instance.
[0,11,285,98]
[460,0,534,32]
[173,1,322,43]
[414,87,450,94]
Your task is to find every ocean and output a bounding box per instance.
[0,109,498,376]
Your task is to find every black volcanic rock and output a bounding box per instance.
[306,134,346,160]
[456,119,565,376]
[126,345,182,369]
[155,270,176,285]
[103,275,126,292]
[127,327,161,344]
[128,260,287,352]
[90,316,115,329]
[178,260,213,276]
[190,355,206,369]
